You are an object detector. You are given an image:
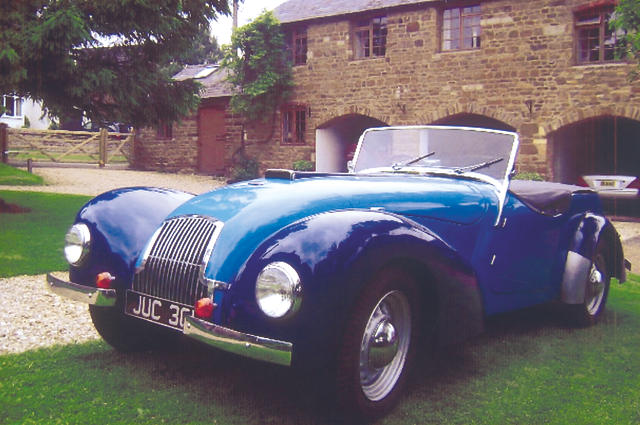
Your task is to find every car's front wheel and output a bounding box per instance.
[335,268,421,420]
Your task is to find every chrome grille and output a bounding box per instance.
[133,215,220,305]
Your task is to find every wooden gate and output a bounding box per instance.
[1,125,133,167]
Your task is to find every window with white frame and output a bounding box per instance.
[2,96,23,117]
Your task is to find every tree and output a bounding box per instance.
[612,0,640,79]
[0,0,229,128]
[221,11,293,122]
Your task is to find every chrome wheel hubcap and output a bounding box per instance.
[359,290,411,401]
[586,262,605,315]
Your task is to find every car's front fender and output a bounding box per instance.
[223,209,483,366]
[69,187,194,289]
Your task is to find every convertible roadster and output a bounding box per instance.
[47,126,628,420]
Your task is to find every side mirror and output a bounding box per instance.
[347,160,355,173]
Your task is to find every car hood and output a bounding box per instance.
[168,174,495,282]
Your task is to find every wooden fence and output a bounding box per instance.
[0,124,133,167]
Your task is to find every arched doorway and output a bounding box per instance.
[316,114,387,172]
[549,116,640,216]
[549,116,640,184]
[431,113,516,132]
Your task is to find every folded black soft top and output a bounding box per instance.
[508,180,595,216]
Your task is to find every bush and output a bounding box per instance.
[228,154,260,183]
[513,171,544,181]
[292,160,314,171]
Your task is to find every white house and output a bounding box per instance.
[1,95,51,129]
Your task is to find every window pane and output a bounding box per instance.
[443,5,480,51]
[15,98,22,116]
[5,96,15,116]
[577,27,600,63]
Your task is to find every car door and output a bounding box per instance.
[474,192,567,314]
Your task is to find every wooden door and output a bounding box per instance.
[198,107,226,174]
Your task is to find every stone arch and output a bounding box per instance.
[431,113,516,132]
[543,105,640,135]
[315,113,388,172]
[418,102,519,130]
[316,105,390,131]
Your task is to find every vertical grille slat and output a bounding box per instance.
[133,216,220,306]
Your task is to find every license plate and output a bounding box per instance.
[125,290,193,331]
[598,179,616,187]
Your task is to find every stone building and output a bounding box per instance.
[136,0,639,186]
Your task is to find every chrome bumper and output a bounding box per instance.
[184,315,292,367]
[46,273,292,367]
[46,273,117,307]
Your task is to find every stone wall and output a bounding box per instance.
[133,115,199,172]
[279,0,639,177]
[135,0,639,177]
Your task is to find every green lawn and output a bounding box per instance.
[0,163,44,186]
[0,184,638,424]
[0,278,638,424]
[0,190,91,277]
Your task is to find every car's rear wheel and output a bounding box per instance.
[567,243,610,326]
[336,268,421,420]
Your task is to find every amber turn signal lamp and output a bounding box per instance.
[195,298,215,319]
[96,272,115,289]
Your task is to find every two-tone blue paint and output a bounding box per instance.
[66,173,625,367]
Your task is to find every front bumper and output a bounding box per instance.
[184,316,292,366]
[47,273,117,307]
[45,273,293,367]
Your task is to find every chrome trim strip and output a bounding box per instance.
[184,316,292,367]
[46,273,117,307]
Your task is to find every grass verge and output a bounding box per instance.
[0,190,91,277]
[0,163,43,186]
[1,277,638,425]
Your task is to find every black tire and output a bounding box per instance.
[89,304,173,352]
[567,242,610,327]
[335,267,421,421]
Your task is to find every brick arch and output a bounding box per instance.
[418,102,519,129]
[544,105,640,134]
[316,105,390,129]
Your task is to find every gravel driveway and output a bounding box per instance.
[1,167,639,355]
[1,166,225,355]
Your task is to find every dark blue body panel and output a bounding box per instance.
[69,174,622,365]
[69,187,193,289]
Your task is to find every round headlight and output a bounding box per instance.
[255,262,302,319]
[64,223,91,266]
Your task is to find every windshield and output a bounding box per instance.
[353,126,518,185]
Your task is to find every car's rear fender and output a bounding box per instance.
[225,209,484,365]
[68,187,194,290]
[561,212,626,304]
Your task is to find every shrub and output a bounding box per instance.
[228,154,260,183]
[292,160,314,171]
[513,171,544,181]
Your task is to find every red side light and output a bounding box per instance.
[96,272,115,289]
[195,298,215,319]
[576,176,589,187]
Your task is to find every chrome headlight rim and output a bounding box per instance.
[64,223,91,266]
[255,261,302,319]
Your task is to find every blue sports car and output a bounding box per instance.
[48,126,628,420]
